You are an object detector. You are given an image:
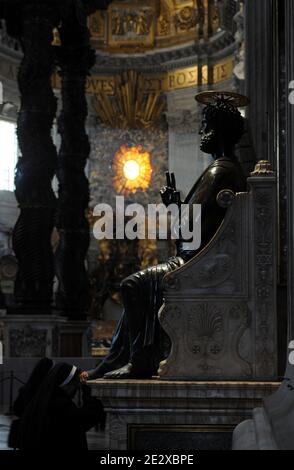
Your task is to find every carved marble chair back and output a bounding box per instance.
[158,161,278,381]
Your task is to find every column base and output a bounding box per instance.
[0,310,91,358]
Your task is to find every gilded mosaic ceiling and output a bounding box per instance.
[88,0,220,53]
[52,1,235,102]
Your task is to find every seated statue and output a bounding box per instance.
[84,92,248,380]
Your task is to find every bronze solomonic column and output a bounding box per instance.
[55,3,96,320]
[12,2,60,312]
[55,1,113,321]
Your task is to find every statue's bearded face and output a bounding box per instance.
[199,115,218,155]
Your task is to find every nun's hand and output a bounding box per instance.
[80,371,89,383]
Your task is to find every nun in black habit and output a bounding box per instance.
[13,357,54,418]
[8,357,54,449]
[18,362,105,450]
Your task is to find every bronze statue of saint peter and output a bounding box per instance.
[83,91,249,380]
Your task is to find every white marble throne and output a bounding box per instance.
[158,160,278,381]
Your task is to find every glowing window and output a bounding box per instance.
[113,145,152,195]
[123,160,140,180]
[0,120,18,191]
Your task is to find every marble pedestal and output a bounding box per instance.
[90,380,279,451]
[0,311,91,357]
[233,356,294,450]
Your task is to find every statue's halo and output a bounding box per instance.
[195,91,250,108]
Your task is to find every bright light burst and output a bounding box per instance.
[123,160,140,181]
[113,145,152,195]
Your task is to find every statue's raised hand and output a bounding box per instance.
[160,172,181,207]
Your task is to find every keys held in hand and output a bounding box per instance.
[160,172,181,207]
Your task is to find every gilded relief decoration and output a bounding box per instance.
[174,6,197,32]
[88,10,105,38]
[157,12,171,36]
[93,71,165,129]
[52,57,235,102]
[88,0,225,52]
[108,3,154,50]
[209,0,221,33]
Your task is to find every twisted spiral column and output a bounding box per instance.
[55,4,95,319]
[12,3,59,310]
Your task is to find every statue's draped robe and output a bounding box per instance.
[90,157,247,377]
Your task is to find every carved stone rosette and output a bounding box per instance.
[12,4,59,309]
[55,5,96,319]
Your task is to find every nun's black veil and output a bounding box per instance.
[13,357,54,417]
[18,362,79,449]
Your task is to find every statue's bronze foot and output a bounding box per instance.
[86,363,112,380]
[103,363,153,380]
